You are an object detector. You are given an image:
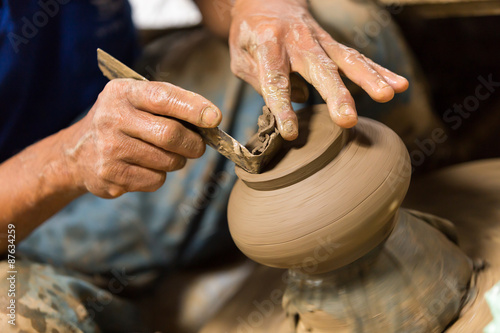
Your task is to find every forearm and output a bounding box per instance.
[0,126,86,253]
[195,0,309,40]
[195,0,232,38]
[0,78,222,255]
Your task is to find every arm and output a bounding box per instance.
[0,79,221,254]
[195,0,232,38]
[0,126,86,249]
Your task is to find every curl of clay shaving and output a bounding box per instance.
[251,106,280,155]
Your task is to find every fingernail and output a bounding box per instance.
[339,104,356,118]
[377,79,390,90]
[282,119,298,138]
[201,107,220,127]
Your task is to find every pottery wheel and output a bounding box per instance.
[201,159,500,333]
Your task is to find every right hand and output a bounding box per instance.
[64,79,221,198]
[229,0,409,141]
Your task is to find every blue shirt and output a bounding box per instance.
[0,0,138,162]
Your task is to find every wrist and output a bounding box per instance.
[232,0,308,10]
[0,124,87,243]
[231,0,309,20]
[54,123,89,195]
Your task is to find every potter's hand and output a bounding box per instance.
[66,79,221,198]
[230,0,409,140]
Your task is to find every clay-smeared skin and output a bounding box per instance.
[0,79,221,251]
[228,105,412,273]
[230,0,409,140]
[236,107,347,190]
[66,79,220,198]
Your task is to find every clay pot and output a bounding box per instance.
[227,104,411,273]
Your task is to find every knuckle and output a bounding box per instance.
[113,164,138,190]
[92,101,128,131]
[95,89,108,106]
[104,79,127,96]
[322,59,339,73]
[177,156,187,170]
[255,23,281,40]
[311,53,338,73]
[191,138,206,158]
[166,155,186,172]
[92,113,116,135]
[95,159,116,183]
[94,141,128,181]
[308,58,339,88]
[103,79,118,93]
[144,173,167,192]
[263,71,289,89]
[146,83,169,108]
[183,138,205,159]
[98,138,120,160]
[260,71,290,101]
[159,122,182,148]
[106,185,127,198]
[230,59,241,75]
[343,48,364,63]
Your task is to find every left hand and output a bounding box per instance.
[229,0,409,140]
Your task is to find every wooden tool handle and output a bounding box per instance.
[96,48,261,173]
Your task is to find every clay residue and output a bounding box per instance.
[96,49,282,174]
[251,106,280,155]
[197,126,256,170]
[198,107,282,174]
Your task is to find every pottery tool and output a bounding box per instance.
[96,48,282,174]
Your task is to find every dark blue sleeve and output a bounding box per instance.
[0,0,139,162]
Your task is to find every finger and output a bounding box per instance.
[119,79,222,128]
[319,41,395,103]
[290,73,309,103]
[132,168,166,192]
[121,109,205,159]
[361,55,409,93]
[229,48,260,90]
[119,138,188,172]
[254,42,298,140]
[112,162,169,193]
[292,45,357,128]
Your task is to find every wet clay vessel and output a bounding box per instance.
[228,104,411,272]
[227,105,474,332]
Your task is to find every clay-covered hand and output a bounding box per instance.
[64,79,221,198]
[229,0,409,140]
